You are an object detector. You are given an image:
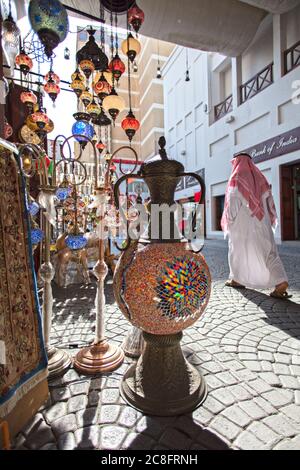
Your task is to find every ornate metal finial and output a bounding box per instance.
[158,136,168,160]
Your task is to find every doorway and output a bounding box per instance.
[281,163,300,240]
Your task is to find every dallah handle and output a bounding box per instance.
[177,171,206,253]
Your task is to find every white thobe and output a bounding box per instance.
[226,188,288,289]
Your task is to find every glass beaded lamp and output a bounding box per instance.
[80,89,93,108]
[29,201,40,216]
[31,224,44,246]
[87,100,101,121]
[28,0,69,58]
[65,232,87,251]
[45,71,60,84]
[79,59,95,79]
[93,73,112,102]
[109,54,125,83]
[70,75,86,98]
[44,78,60,103]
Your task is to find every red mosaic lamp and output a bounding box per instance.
[44,77,61,103]
[93,73,112,102]
[96,140,106,155]
[128,3,145,33]
[20,90,37,111]
[113,136,211,416]
[121,110,140,142]
[109,53,125,83]
[15,49,33,76]
[44,71,60,84]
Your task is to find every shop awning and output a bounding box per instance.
[62,0,300,56]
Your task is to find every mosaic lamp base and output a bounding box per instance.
[73,340,124,375]
[120,332,207,416]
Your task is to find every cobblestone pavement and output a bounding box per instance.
[14,240,300,450]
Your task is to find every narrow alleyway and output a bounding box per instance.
[14,240,300,450]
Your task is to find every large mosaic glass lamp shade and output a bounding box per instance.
[113,137,211,416]
[28,0,69,58]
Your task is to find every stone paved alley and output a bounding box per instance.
[14,240,300,450]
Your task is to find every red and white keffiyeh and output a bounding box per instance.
[221,154,277,234]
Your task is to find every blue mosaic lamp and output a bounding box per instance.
[72,112,95,149]
[31,227,44,245]
[28,0,69,58]
[56,185,71,202]
[28,201,40,216]
[65,233,87,251]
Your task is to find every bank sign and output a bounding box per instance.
[241,126,300,164]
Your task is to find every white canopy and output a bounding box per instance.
[62,0,300,56]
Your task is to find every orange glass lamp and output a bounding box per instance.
[93,73,112,102]
[44,78,60,103]
[79,59,95,79]
[102,87,125,122]
[70,74,86,98]
[121,33,141,63]
[44,71,60,84]
[80,89,93,108]
[121,110,140,142]
[87,100,101,120]
[96,140,106,155]
[20,90,37,111]
[15,50,33,75]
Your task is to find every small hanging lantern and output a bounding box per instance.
[70,74,86,98]
[109,53,125,83]
[79,59,95,79]
[128,3,145,34]
[44,77,60,103]
[30,220,44,247]
[2,1,21,70]
[93,73,112,102]
[121,33,141,63]
[87,99,101,121]
[30,110,50,129]
[20,90,37,111]
[56,179,72,201]
[96,140,106,155]
[28,0,69,58]
[121,110,140,142]
[15,50,33,76]
[65,231,88,251]
[71,68,84,82]
[102,87,125,123]
[80,89,93,108]
[76,26,108,72]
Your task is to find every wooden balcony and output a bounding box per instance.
[240,63,273,104]
[284,40,300,74]
[214,94,233,121]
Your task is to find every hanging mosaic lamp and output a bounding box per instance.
[128,3,145,34]
[28,200,40,217]
[121,33,141,63]
[31,221,44,246]
[80,89,93,108]
[70,74,86,98]
[56,180,72,201]
[45,71,60,84]
[44,77,60,103]
[76,27,108,72]
[109,54,126,83]
[71,67,84,82]
[121,110,140,142]
[87,99,101,121]
[20,90,37,111]
[2,2,21,68]
[28,0,69,58]
[15,50,33,76]
[65,230,87,251]
[102,87,125,122]
[30,110,50,129]
[93,107,112,127]
[96,140,106,155]
[72,112,95,148]
[79,59,95,79]
[93,73,112,102]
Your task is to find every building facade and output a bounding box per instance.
[163,4,300,243]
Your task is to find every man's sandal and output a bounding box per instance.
[270,291,292,300]
[225,280,246,289]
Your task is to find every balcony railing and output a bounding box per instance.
[214,94,233,121]
[284,40,300,74]
[240,62,273,104]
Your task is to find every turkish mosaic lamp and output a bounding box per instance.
[28,0,69,58]
[113,137,211,416]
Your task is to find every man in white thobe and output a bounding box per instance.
[221,153,290,299]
